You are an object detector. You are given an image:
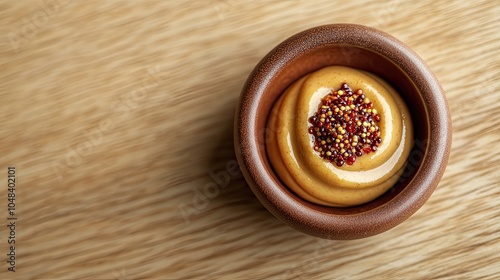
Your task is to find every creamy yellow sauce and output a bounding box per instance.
[267,66,413,206]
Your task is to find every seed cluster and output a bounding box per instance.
[308,83,382,167]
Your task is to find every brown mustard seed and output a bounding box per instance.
[308,83,382,167]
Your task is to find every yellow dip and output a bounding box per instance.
[267,66,413,207]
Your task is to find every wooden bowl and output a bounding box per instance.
[234,24,451,239]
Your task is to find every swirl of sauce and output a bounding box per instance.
[267,66,413,206]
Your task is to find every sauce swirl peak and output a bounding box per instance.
[266,66,413,207]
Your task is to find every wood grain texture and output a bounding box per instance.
[0,0,498,279]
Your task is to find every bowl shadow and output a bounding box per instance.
[206,95,286,229]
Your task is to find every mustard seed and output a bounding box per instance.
[307,83,382,167]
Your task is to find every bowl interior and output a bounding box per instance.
[256,45,428,215]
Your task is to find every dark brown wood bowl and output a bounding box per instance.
[234,24,451,239]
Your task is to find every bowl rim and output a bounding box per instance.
[235,24,451,239]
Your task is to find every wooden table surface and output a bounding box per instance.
[0,1,499,279]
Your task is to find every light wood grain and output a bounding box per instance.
[0,0,499,279]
